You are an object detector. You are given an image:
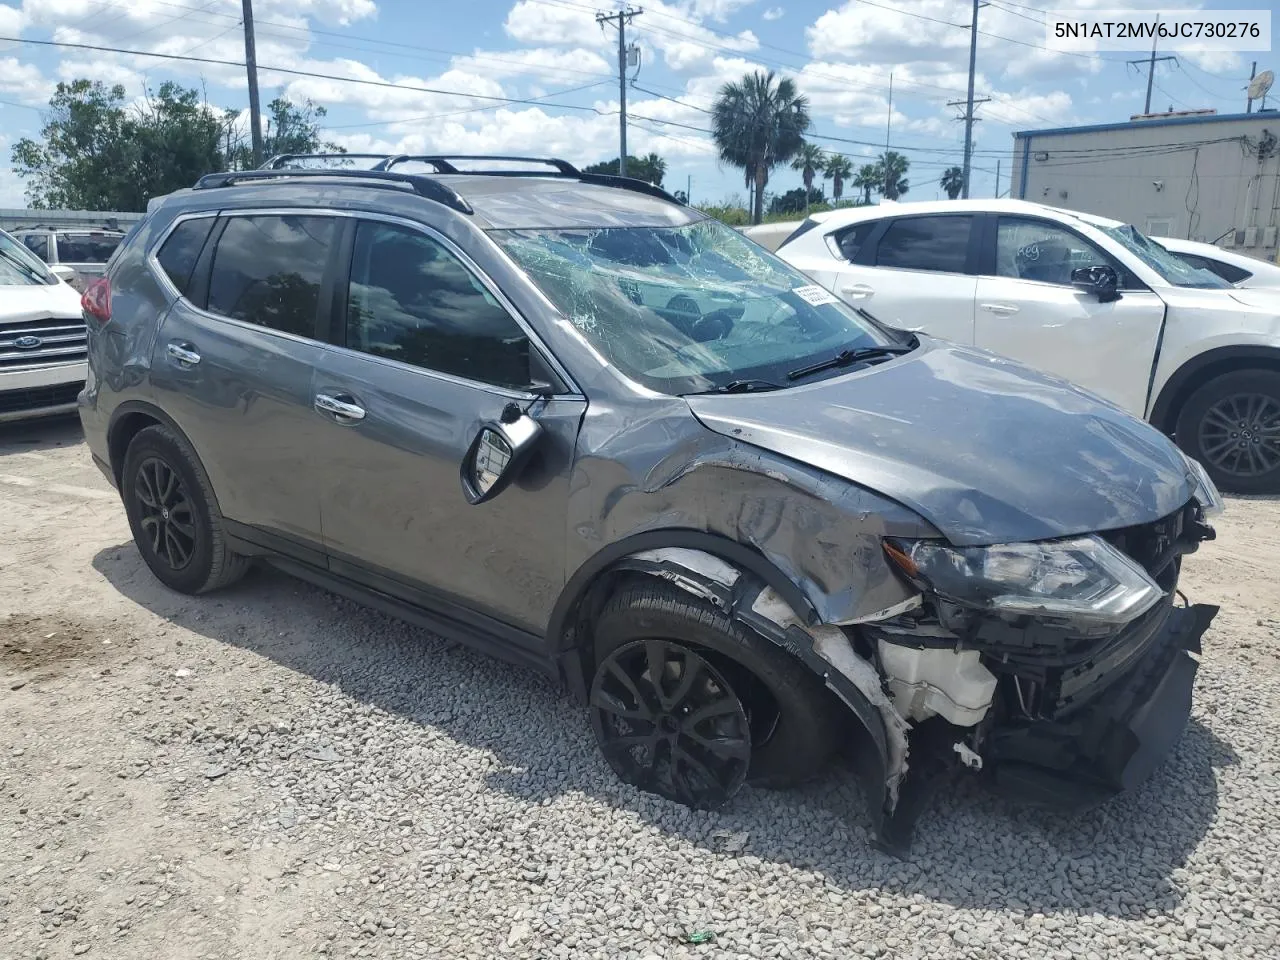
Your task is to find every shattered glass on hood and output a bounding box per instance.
[493,218,894,395]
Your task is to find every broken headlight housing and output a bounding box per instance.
[1182,452,1225,518]
[883,534,1163,626]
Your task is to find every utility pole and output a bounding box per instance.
[994,158,1000,198]
[1127,23,1176,115]
[885,72,893,155]
[1248,61,1257,113]
[949,91,990,195]
[960,0,981,199]
[686,174,691,205]
[597,6,642,178]
[241,0,264,166]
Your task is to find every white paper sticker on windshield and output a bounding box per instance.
[793,284,838,306]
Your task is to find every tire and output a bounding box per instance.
[590,580,844,794]
[1175,369,1280,495]
[121,425,249,594]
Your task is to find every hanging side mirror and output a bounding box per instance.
[460,407,543,505]
[1070,264,1122,303]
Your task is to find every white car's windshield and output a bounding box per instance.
[1100,224,1231,289]
[494,218,902,394]
[0,230,58,286]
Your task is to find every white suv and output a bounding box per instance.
[0,228,88,423]
[770,199,1280,494]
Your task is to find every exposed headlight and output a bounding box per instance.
[883,534,1163,626]
[1181,452,1225,518]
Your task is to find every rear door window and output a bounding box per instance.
[830,220,877,261]
[1176,252,1250,285]
[874,216,973,273]
[155,218,216,296]
[57,233,122,264]
[206,215,335,339]
[21,234,49,261]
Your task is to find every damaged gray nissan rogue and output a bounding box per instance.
[79,155,1224,853]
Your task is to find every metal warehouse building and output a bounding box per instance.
[1011,111,1280,264]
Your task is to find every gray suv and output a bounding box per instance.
[79,156,1224,853]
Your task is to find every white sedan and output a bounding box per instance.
[764,198,1280,494]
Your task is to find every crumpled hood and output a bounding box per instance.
[687,340,1194,545]
[0,283,83,322]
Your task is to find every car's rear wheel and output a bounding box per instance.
[589,580,844,809]
[1176,369,1280,494]
[122,425,249,594]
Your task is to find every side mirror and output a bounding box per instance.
[460,407,543,505]
[1071,264,1121,303]
[50,265,78,284]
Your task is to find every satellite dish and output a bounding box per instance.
[1248,70,1274,101]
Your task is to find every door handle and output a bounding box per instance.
[840,282,875,299]
[980,302,1020,316]
[314,393,366,422]
[165,342,201,366]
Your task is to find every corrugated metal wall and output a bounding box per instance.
[1012,113,1280,262]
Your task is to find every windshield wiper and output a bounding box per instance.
[786,344,914,382]
[697,379,784,394]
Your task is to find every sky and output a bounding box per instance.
[0,0,1270,209]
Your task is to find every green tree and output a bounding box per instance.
[823,154,853,202]
[12,80,341,209]
[582,152,667,186]
[853,163,882,205]
[769,186,825,215]
[711,70,810,225]
[876,151,910,200]
[789,141,826,211]
[940,165,964,200]
[11,80,137,209]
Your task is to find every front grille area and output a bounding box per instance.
[0,381,83,415]
[0,316,88,370]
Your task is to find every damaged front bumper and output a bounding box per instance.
[983,599,1217,808]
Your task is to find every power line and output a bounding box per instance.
[324,80,613,131]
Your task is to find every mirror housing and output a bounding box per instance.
[1071,264,1121,303]
[460,410,543,505]
[50,265,78,284]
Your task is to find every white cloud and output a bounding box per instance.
[0,55,50,105]
[762,6,783,21]
[686,0,758,23]
[0,4,23,35]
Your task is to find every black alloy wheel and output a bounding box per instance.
[134,456,197,570]
[1196,392,1280,480]
[590,638,751,809]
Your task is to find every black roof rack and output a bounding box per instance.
[374,155,580,175]
[195,153,685,213]
[192,169,475,215]
[261,153,393,170]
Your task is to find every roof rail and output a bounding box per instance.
[577,173,685,205]
[192,169,475,215]
[261,153,391,170]
[374,155,580,175]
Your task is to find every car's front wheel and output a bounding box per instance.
[122,425,249,594]
[588,581,844,810]
[1176,369,1280,494]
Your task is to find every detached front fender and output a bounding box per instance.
[550,539,917,854]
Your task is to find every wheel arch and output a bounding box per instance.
[1149,345,1280,434]
[107,402,222,512]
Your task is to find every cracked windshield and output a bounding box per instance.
[495,218,895,394]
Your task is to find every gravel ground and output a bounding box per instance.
[2,416,1279,960]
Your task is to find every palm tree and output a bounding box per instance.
[853,163,881,205]
[940,166,964,200]
[712,70,811,224]
[876,150,910,201]
[823,154,853,202]
[790,142,826,211]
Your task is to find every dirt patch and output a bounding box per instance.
[1,613,111,681]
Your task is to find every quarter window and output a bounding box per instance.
[21,234,49,261]
[207,215,335,338]
[831,220,877,261]
[875,216,972,273]
[346,221,531,389]
[996,217,1129,287]
[155,218,215,295]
